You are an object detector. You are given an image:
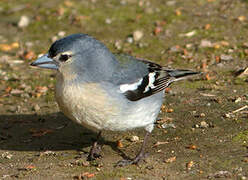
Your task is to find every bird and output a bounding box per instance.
[31,33,200,166]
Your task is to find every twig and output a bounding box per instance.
[225,105,248,118]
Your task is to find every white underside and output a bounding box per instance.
[55,74,163,133]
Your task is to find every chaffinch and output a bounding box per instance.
[31,34,199,166]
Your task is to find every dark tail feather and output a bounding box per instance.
[166,69,201,81]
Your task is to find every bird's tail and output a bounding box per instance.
[166,69,201,82]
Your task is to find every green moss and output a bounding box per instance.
[233,130,248,145]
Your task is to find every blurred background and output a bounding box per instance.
[0,0,248,179]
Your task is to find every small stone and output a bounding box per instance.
[235,97,242,103]
[1,152,13,159]
[220,54,233,61]
[114,40,122,50]
[126,37,133,44]
[180,30,196,37]
[105,18,112,24]
[166,1,176,6]
[200,113,206,117]
[161,123,176,129]
[186,43,193,49]
[130,135,139,142]
[200,40,212,48]
[200,121,209,128]
[51,36,58,42]
[133,30,143,41]
[33,104,40,112]
[18,15,30,28]
[195,124,199,128]
[165,156,176,163]
[8,106,17,113]
[10,89,24,95]
[58,31,66,37]
[186,161,194,170]
[170,45,181,52]
[40,150,56,156]
[238,15,246,22]
[25,42,33,47]
[243,42,248,47]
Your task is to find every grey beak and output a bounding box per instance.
[30,54,58,70]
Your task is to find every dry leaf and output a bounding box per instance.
[64,0,74,7]
[166,108,174,113]
[0,43,19,51]
[165,156,176,163]
[117,140,123,148]
[186,145,197,150]
[5,86,12,93]
[238,15,246,22]
[186,161,194,169]
[201,62,207,71]
[215,56,220,63]
[26,165,36,170]
[154,27,162,35]
[205,74,211,80]
[175,9,181,16]
[205,24,211,30]
[165,88,171,93]
[24,51,36,60]
[153,141,169,147]
[82,172,95,178]
[129,135,139,142]
[0,44,12,51]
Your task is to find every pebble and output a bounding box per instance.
[133,30,143,41]
[161,123,176,129]
[235,97,242,103]
[8,106,17,112]
[105,18,112,24]
[200,113,206,117]
[166,1,176,6]
[114,40,122,50]
[18,15,30,28]
[10,89,23,95]
[33,104,40,112]
[1,152,13,159]
[51,36,58,42]
[200,40,212,48]
[126,37,133,44]
[170,45,181,53]
[200,121,209,128]
[130,135,139,142]
[220,54,233,61]
[58,31,66,37]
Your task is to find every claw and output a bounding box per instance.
[87,152,102,161]
[87,131,102,161]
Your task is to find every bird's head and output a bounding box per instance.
[31,34,117,81]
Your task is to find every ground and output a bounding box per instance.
[0,0,248,179]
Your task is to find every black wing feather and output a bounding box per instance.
[122,58,199,101]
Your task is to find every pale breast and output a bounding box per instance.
[55,74,120,131]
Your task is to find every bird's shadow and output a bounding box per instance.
[0,112,129,160]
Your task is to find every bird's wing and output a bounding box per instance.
[113,54,199,101]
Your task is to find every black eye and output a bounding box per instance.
[59,54,71,62]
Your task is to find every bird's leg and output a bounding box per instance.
[116,131,150,167]
[87,131,102,161]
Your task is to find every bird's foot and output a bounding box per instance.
[115,153,148,167]
[87,145,102,161]
[115,159,136,167]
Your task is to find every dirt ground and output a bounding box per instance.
[0,0,248,179]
